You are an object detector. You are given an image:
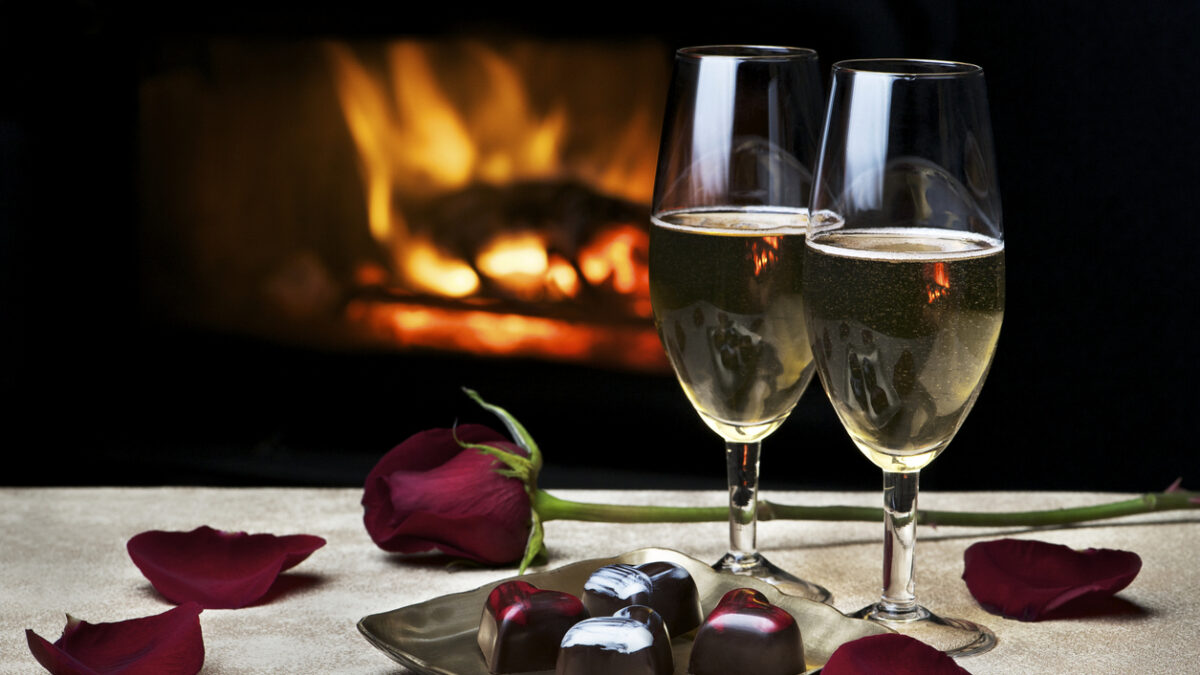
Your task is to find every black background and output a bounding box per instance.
[3,1,1198,492]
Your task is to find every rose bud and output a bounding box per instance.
[362,424,533,566]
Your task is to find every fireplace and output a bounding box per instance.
[139,38,672,372]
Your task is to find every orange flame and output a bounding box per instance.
[326,39,664,302]
[326,39,669,369]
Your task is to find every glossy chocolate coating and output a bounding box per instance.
[636,560,703,636]
[582,564,653,618]
[555,605,673,675]
[687,588,806,675]
[477,580,589,674]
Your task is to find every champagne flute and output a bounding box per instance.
[649,45,830,601]
[803,59,1003,655]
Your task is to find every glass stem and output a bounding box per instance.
[878,469,924,620]
[725,440,762,562]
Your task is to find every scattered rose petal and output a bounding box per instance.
[962,538,1141,621]
[362,424,532,565]
[823,633,969,674]
[127,526,326,609]
[26,602,204,675]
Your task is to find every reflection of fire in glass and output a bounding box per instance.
[924,261,951,303]
[750,236,781,276]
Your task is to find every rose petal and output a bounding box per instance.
[823,633,969,675]
[127,526,326,609]
[362,424,532,565]
[27,602,204,675]
[362,425,513,544]
[962,538,1141,621]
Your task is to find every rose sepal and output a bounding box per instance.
[462,387,546,572]
[463,387,543,475]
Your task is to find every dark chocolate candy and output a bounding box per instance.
[635,560,703,636]
[477,580,589,674]
[582,564,653,618]
[688,588,806,675]
[555,604,673,675]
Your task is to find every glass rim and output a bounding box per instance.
[832,58,983,77]
[676,45,818,61]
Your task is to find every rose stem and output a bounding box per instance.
[533,489,1199,527]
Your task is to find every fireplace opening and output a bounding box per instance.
[139,38,671,372]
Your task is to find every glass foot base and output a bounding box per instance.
[713,552,833,603]
[853,603,996,658]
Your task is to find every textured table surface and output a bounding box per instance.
[3,487,1197,673]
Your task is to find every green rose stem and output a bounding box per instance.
[462,389,1200,572]
[534,488,1200,527]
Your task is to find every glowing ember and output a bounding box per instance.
[345,300,667,371]
[476,231,551,299]
[404,238,480,298]
[579,224,650,307]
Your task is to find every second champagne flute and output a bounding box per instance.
[649,45,830,601]
[804,58,1004,655]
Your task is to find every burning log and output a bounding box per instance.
[393,178,649,308]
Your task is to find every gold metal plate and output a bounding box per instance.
[358,547,889,674]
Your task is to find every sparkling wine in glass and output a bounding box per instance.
[803,59,1003,655]
[649,45,830,601]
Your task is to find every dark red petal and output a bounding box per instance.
[375,446,531,564]
[27,603,204,675]
[962,538,1141,621]
[823,633,969,675]
[127,526,326,609]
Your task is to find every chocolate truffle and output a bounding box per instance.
[636,560,704,636]
[477,580,589,674]
[556,605,673,675]
[688,588,806,675]
[582,564,653,618]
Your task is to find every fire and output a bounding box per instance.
[475,231,551,300]
[404,238,480,298]
[326,38,670,370]
[579,224,649,298]
[327,39,662,277]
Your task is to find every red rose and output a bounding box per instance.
[362,424,533,565]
